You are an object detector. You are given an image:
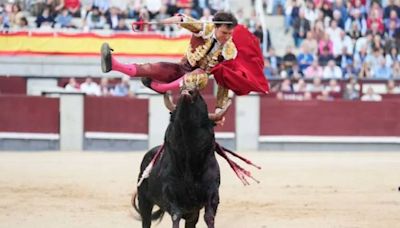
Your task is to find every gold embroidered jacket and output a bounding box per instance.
[179,14,237,108]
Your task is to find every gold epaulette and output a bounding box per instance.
[222,38,237,60]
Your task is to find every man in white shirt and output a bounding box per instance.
[80,76,101,96]
[323,60,343,79]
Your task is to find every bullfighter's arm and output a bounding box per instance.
[160,14,214,38]
[216,85,234,111]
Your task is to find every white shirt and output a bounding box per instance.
[81,82,101,96]
[323,66,343,79]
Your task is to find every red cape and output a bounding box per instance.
[211,25,270,95]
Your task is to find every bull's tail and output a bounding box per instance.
[131,191,165,222]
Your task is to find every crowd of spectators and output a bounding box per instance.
[0,0,233,33]
[64,76,136,97]
[1,0,400,100]
[264,0,400,101]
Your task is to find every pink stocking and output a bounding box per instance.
[150,77,183,93]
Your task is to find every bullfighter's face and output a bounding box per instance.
[215,25,233,45]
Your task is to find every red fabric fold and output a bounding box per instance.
[211,25,269,95]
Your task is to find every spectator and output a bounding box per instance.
[292,8,311,47]
[323,59,342,79]
[318,32,333,55]
[332,9,345,29]
[384,10,400,30]
[316,90,334,101]
[333,30,353,57]
[367,9,384,35]
[288,63,303,79]
[200,7,213,21]
[293,78,307,92]
[0,12,10,30]
[386,80,400,94]
[99,77,112,96]
[35,6,55,28]
[333,0,348,24]
[384,20,400,41]
[112,76,131,96]
[371,34,384,51]
[383,0,400,19]
[325,79,341,92]
[353,45,369,70]
[264,58,275,78]
[345,8,367,36]
[253,23,272,52]
[365,47,385,73]
[80,76,101,96]
[343,62,358,79]
[84,6,106,30]
[62,0,81,17]
[358,62,372,78]
[55,8,75,28]
[326,19,343,45]
[335,46,353,69]
[308,77,324,92]
[282,45,297,71]
[106,6,121,30]
[320,1,333,22]
[361,86,382,101]
[311,20,326,41]
[385,47,400,68]
[354,31,373,54]
[114,18,129,31]
[343,78,360,100]
[266,47,282,74]
[92,0,109,15]
[65,77,80,92]
[304,59,323,79]
[279,78,294,92]
[304,0,318,26]
[297,45,314,71]
[392,61,400,78]
[318,46,335,66]
[372,58,392,79]
[301,31,318,56]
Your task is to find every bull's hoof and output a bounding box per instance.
[101,43,113,73]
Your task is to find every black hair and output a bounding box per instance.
[212,11,238,29]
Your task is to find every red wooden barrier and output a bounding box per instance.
[260,98,400,136]
[0,77,26,94]
[84,96,149,133]
[0,95,59,133]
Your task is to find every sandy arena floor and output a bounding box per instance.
[0,151,399,228]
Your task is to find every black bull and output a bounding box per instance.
[133,90,225,228]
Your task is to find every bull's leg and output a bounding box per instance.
[172,213,181,228]
[184,211,200,228]
[138,193,154,228]
[204,192,219,228]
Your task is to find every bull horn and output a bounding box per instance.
[208,99,232,121]
[163,92,176,112]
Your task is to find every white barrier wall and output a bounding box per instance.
[60,93,84,151]
[236,95,260,151]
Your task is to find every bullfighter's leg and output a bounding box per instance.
[184,211,200,228]
[204,192,219,228]
[138,192,154,228]
[101,43,186,93]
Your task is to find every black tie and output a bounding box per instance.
[206,38,218,55]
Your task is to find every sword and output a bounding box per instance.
[131,21,233,31]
